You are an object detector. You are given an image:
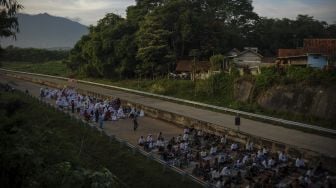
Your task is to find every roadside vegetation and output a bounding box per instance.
[0,86,201,188]
[1,61,70,76]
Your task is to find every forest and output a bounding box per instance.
[64,0,336,79]
[1,46,69,63]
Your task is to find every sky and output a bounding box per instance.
[18,0,336,26]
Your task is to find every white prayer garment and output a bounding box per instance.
[220,167,231,176]
[117,107,125,118]
[268,158,275,167]
[139,110,144,117]
[262,160,268,168]
[210,147,217,155]
[295,158,305,168]
[220,136,226,144]
[200,151,207,158]
[183,133,189,141]
[138,137,145,145]
[243,155,249,164]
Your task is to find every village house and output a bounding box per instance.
[229,47,264,75]
[175,59,211,80]
[233,47,263,66]
[277,39,336,69]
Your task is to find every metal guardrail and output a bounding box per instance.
[1,68,335,135]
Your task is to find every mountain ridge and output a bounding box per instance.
[0,13,88,49]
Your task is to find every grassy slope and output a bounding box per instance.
[1,61,70,77]
[0,89,201,188]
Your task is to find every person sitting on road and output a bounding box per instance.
[231,143,238,151]
[268,157,275,167]
[220,166,231,177]
[200,150,207,158]
[242,155,249,165]
[295,157,305,168]
[210,145,217,155]
[117,107,125,119]
[138,136,145,146]
[183,133,189,141]
[220,136,227,145]
[278,151,288,163]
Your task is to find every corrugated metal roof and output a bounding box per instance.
[176,60,210,72]
[278,48,305,57]
[278,39,336,58]
[304,39,336,57]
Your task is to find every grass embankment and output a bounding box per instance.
[1,61,335,129]
[1,61,70,77]
[0,87,201,188]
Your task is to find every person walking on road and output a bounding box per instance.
[133,114,138,131]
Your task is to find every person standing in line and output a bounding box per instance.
[235,113,241,131]
[99,112,104,129]
[71,100,75,113]
[95,108,99,123]
[40,88,44,100]
[133,114,138,131]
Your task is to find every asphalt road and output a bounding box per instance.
[1,73,336,157]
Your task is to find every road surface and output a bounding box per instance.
[1,73,335,157]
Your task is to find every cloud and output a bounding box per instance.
[17,0,336,25]
[253,0,336,23]
[18,0,136,25]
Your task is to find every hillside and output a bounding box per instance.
[0,13,88,49]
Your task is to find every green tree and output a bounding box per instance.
[136,13,174,79]
[210,54,224,72]
[0,0,23,40]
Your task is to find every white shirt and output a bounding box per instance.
[262,160,268,168]
[279,152,287,162]
[262,148,268,155]
[236,160,242,167]
[220,167,231,176]
[220,137,226,144]
[138,137,144,145]
[231,143,238,150]
[268,158,275,167]
[183,133,189,141]
[94,102,100,110]
[243,155,249,164]
[179,142,185,150]
[210,147,217,155]
[295,158,305,168]
[200,151,207,158]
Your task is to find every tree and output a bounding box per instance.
[0,0,23,40]
[210,54,224,72]
[136,13,174,79]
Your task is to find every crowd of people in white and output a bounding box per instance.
[40,87,334,188]
[138,128,334,188]
[40,87,144,128]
